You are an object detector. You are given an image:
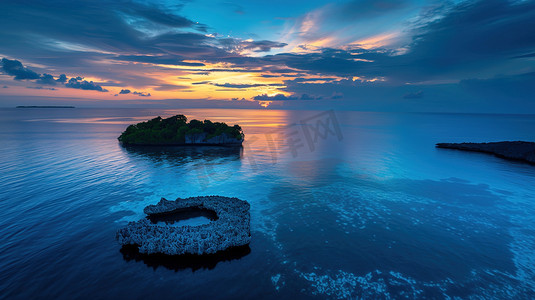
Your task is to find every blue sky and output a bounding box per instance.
[0,0,534,112]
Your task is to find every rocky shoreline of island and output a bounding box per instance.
[436,141,535,165]
[16,105,75,108]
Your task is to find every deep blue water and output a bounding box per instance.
[1,108,535,299]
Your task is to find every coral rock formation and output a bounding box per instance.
[117,196,251,255]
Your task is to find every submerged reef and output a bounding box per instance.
[436,141,535,164]
[118,115,244,146]
[116,196,251,255]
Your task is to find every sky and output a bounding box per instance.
[0,0,534,112]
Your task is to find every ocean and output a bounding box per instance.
[1,108,535,299]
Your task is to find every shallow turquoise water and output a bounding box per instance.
[1,108,535,298]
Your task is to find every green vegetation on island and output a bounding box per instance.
[118,115,244,145]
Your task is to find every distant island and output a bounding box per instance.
[436,141,535,165]
[118,114,244,146]
[16,106,75,108]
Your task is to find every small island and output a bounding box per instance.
[16,105,75,108]
[436,141,535,165]
[118,115,244,146]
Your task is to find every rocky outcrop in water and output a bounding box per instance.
[436,141,535,164]
[116,196,251,255]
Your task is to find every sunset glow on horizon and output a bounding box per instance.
[1,0,534,112]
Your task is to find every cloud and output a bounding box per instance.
[1,58,40,80]
[2,85,8,88]
[219,38,287,53]
[65,77,108,92]
[26,86,57,90]
[236,0,535,85]
[190,81,284,89]
[56,74,67,83]
[512,52,535,59]
[133,91,151,97]
[253,93,297,101]
[356,0,535,83]
[115,55,205,66]
[0,0,225,85]
[192,81,211,85]
[291,77,337,83]
[213,83,284,89]
[403,90,423,99]
[300,93,322,100]
[35,73,57,85]
[241,40,288,52]
[153,84,189,91]
[252,93,321,101]
[330,92,343,99]
[115,88,152,96]
[120,5,201,29]
[1,0,534,113]
[1,58,112,94]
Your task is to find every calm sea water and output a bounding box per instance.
[1,108,535,299]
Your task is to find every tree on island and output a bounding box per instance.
[118,115,244,145]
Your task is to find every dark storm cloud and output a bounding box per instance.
[65,77,108,92]
[1,58,40,80]
[119,89,131,94]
